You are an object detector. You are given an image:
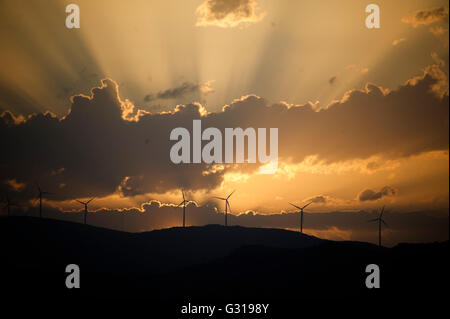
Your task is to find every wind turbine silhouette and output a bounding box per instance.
[36,182,52,219]
[3,193,17,217]
[213,190,235,227]
[76,198,95,225]
[289,202,312,234]
[369,206,388,247]
[177,190,192,228]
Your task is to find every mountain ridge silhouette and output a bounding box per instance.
[4,216,448,303]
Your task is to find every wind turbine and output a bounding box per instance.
[3,193,17,217]
[75,197,95,225]
[289,202,312,234]
[369,206,388,247]
[213,190,235,227]
[177,190,192,228]
[36,182,52,219]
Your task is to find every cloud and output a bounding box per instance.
[328,76,337,85]
[429,25,449,47]
[345,64,369,74]
[402,7,449,27]
[0,80,225,201]
[5,179,26,192]
[306,195,328,204]
[429,25,448,35]
[392,38,406,46]
[144,81,214,102]
[358,186,398,202]
[401,7,449,46]
[405,65,448,95]
[0,65,448,202]
[196,0,266,28]
[431,52,446,67]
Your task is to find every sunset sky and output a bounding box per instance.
[0,0,448,245]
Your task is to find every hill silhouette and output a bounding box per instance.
[4,216,448,309]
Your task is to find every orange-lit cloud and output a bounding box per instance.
[392,38,406,46]
[402,7,449,27]
[429,25,448,35]
[196,0,266,28]
[5,179,26,192]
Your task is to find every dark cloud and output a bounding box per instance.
[0,80,223,201]
[144,81,214,102]
[358,186,398,202]
[0,65,448,202]
[157,82,200,99]
[402,7,449,27]
[143,94,154,102]
[307,195,328,204]
[328,76,337,85]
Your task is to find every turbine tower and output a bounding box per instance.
[76,197,95,225]
[289,202,312,234]
[177,190,191,228]
[36,182,52,219]
[369,206,388,247]
[214,190,235,227]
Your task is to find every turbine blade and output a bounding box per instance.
[289,203,301,210]
[75,200,85,205]
[227,190,236,199]
[177,200,185,207]
[380,206,385,218]
[87,197,95,204]
[302,202,313,210]
[213,196,226,200]
[368,218,378,222]
[382,219,389,228]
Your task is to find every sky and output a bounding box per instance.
[0,0,449,245]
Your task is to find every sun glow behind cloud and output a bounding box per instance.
[39,149,448,216]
